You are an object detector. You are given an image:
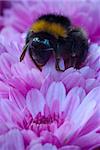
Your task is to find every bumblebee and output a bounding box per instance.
[20,14,89,71]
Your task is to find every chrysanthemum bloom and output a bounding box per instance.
[0,0,100,150]
[0,25,100,150]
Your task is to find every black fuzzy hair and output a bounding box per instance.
[38,14,71,29]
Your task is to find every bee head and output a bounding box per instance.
[28,32,57,66]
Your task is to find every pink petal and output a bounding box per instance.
[0,16,4,30]
[70,87,100,135]
[89,144,100,150]
[0,98,24,128]
[89,47,100,64]
[59,145,81,150]
[83,86,100,104]
[60,67,76,81]
[0,121,8,135]
[51,100,60,115]
[97,71,100,82]
[43,144,57,150]
[0,43,6,54]
[6,41,22,59]
[26,137,43,150]
[0,99,14,122]
[26,89,45,117]
[73,132,100,149]
[0,27,24,59]
[0,81,9,98]
[11,62,30,78]
[85,78,100,93]
[64,87,85,119]
[86,45,100,71]
[46,82,66,112]
[54,120,72,144]
[9,88,26,110]
[42,58,59,79]
[40,74,53,97]
[23,52,36,69]
[27,143,43,150]
[79,66,96,79]
[12,4,33,25]
[62,72,85,91]
[0,53,16,79]
[11,63,43,89]
[7,77,28,96]
[21,129,37,148]
[0,129,25,150]
[24,68,43,89]
[42,58,65,81]
[0,26,22,45]
[79,110,100,136]
[41,131,61,147]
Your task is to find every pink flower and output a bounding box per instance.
[0,27,100,149]
[0,0,100,149]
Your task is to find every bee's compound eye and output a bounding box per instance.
[32,37,50,48]
[32,37,40,42]
[43,39,50,47]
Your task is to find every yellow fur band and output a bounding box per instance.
[31,20,67,38]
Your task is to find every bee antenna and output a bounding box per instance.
[20,43,29,62]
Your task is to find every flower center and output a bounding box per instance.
[32,112,54,124]
[31,112,63,126]
[25,112,64,134]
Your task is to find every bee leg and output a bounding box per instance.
[55,58,65,72]
[53,51,65,72]
[67,57,72,68]
[64,58,68,70]
[73,58,77,68]
[67,57,77,68]
[71,57,77,68]
[20,43,28,62]
[75,59,81,69]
